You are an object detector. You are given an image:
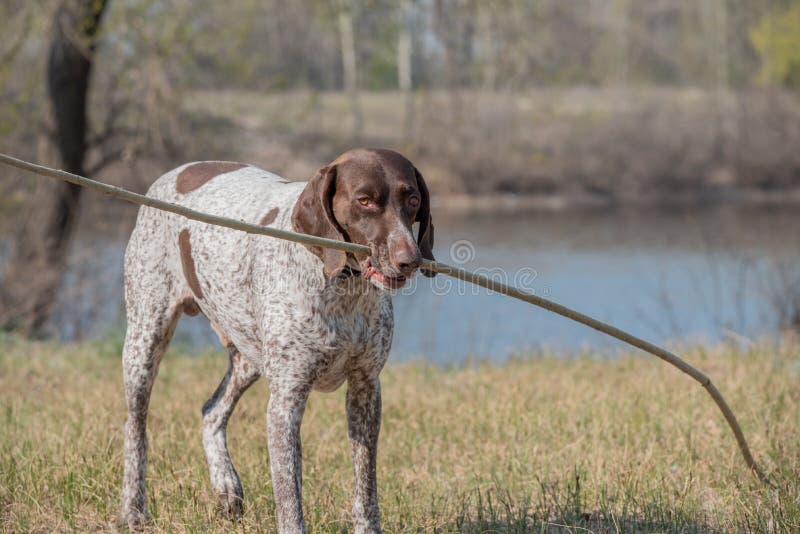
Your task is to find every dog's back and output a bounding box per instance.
[124,161,309,359]
[143,160,294,217]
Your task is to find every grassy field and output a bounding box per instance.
[0,336,798,532]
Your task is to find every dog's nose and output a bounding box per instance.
[392,245,421,275]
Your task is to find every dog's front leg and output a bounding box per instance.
[346,374,382,533]
[267,382,310,533]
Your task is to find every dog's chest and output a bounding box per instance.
[271,282,394,392]
[312,314,391,391]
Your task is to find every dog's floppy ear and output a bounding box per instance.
[292,164,348,278]
[413,165,436,277]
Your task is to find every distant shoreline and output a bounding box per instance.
[4,183,800,230]
[433,187,800,213]
[182,88,800,212]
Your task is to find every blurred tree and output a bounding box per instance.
[1,0,108,336]
[613,0,631,84]
[472,1,500,89]
[397,0,413,92]
[751,3,800,88]
[397,0,414,144]
[432,0,475,88]
[337,0,363,138]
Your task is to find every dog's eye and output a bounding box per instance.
[358,196,374,207]
[407,195,420,209]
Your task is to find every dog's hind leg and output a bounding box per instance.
[117,294,182,529]
[118,214,185,530]
[202,347,260,518]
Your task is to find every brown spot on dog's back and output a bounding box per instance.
[259,207,279,226]
[176,161,248,194]
[178,229,204,299]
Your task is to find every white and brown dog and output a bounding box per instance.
[118,148,435,532]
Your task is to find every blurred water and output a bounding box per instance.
[15,204,800,364]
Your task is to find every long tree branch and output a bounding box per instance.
[0,152,772,485]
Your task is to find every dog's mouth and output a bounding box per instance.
[361,257,407,290]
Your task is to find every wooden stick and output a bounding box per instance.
[0,152,771,484]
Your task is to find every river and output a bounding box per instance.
[23,203,800,364]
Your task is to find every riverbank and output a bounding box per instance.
[7,86,800,221]
[0,337,797,531]
[432,187,800,213]
[182,87,800,204]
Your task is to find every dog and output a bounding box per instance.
[118,148,435,532]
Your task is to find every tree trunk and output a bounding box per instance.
[613,0,630,85]
[476,3,496,90]
[398,0,415,143]
[338,2,362,139]
[397,0,412,92]
[0,0,108,337]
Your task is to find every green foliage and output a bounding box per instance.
[363,51,399,90]
[750,4,800,88]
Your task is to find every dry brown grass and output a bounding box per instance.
[1,335,798,532]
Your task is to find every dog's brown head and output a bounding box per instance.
[292,148,435,289]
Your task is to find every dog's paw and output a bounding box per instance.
[215,489,244,520]
[212,470,245,520]
[115,508,152,532]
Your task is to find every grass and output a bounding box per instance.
[0,335,798,532]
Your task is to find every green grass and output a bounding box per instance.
[0,336,798,532]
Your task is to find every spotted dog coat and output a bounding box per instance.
[118,149,435,533]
